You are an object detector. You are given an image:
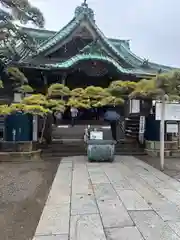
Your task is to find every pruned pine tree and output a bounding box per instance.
[130,71,180,101]
[0,0,44,63]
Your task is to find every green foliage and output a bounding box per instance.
[68,85,124,109]
[108,80,137,97]
[84,86,109,99]
[155,71,180,98]
[0,0,44,63]
[22,94,47,106]
[0,104,11,115]
[48,84,70,98]
[9,103,25,112]
[22,93,65,114]
[67,97,91,109]
[130,71,180,100]
[0,99,51,116]
[0,0,45,27]
[129,79,161,99]
[97,96,124,107]
[17,84,33,93]
[23,105,50,116]
[70,88,85,97]
[7,67,28,84]
[0,80,3,88]
[45,99,65,113]
[84,86,110,108]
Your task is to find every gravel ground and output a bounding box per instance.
[0,160,59,240]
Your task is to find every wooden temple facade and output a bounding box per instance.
[11,1,174,90]
[2,1,176,141]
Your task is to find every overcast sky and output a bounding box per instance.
[30,0,180,67]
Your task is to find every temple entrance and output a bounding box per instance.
[60,59,130,123]
[65,60,119,89]
[62,105,124,123]
[46,59,138,141]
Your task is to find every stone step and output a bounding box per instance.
[41,140,145,158]
[43,145,142,151]
[52,124,125,140]
[42,151,146,158]
[60,120,109,125]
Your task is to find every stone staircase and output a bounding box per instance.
[41,124,145,159]
[41,139,145,160]
[52,123,125,141]
[125,115,140,139]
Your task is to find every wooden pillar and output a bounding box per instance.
[41,71,48,94]
[61,72,66,85]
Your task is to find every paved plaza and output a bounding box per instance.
[33,156,180,240]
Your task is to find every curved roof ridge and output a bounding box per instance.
[46,53,128,72]
[44,53,154,76]
[35,14,84,55]
[87,17,136,67]
[120,43,175,71]
[148,61,175,70]
[20,26,56,34]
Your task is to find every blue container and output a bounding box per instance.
[5,113,33,141]
[87,140,115,162]
[145,114,161,141]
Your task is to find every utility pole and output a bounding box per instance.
[160,96,165,171]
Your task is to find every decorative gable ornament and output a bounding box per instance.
[75,2,95,21]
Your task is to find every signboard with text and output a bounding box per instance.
[90,131,103,140]
[155,102,180,121]
[166,123,178,133]
[139,116,145,143]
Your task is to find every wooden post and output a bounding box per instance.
[41,72,48,94]
[33,115,38,141]
[61,73,66,100]
[61,73,66,85]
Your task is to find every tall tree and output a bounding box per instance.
[0,0,45,63]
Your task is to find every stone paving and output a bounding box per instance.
[33,156,180,240]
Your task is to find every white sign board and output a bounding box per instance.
[14,93,22,103]
[90,131,103,140]
[139,116,145,144]
[166,123,178,133]
[130,100,140,113]
[155,103,180,121]
[139,116,145,134]
[33,115,38,141]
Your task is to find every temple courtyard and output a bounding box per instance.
[32,155,180,240]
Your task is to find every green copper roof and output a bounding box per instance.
[17,2,176,74]
[46,54,132,73]
[19,53,155,77]
[19,2,139,67]
[36,18,81,54]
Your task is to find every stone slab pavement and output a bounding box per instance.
[32,155,180,240]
